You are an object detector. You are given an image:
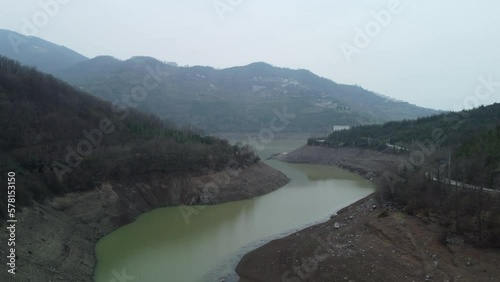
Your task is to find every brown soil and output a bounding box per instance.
[237,146,500,282]
[237,196,500,282]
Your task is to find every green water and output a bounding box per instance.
[94,140,374,282]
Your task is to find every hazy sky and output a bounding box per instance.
[1,0,500,111]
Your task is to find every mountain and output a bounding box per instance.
[54,58,438,133]
[0,31,438,133]
[0,55,260,218]
[0,29,88,74]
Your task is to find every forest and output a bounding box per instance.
[310,104,500,187]
[0,56,259,219]
[308,103,500,246]
[376,151,500,247]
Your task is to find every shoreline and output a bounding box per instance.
[236,146,500,282]
[274,145,402,179]
[0,162,290,282]
[214,193,376,282]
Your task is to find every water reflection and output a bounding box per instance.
[94,141,373,282]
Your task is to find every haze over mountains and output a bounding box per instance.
[0,29,438,133]
[1,6,500,280]
[0,29,88,73]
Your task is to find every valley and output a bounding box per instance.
[0,30,438,134]
[0,6,499,280]
[94,140,374,282]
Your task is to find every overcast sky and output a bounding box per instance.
[1,0,499,111]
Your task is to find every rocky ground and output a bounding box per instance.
[276,145,403,179]
[0,162,289,282]
[237,196,500,282]
[237,146,500,282]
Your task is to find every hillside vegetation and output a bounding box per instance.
[53,57,437,133]
[0,56,258,219]
[322,104,500,149]
[0,31,438,133]
[310,104,500,246]
[319,104,500,187]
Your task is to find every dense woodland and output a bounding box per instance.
[308,104,500,247]
[0,56,259,219]
[313,104,500,187]
[321,104,500,149]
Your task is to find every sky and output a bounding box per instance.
[1,0,500,111]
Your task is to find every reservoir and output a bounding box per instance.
[94,140,374,282]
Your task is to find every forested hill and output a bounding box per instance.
[0,56,258,218]
[318,103,500,190]
[0,31,439,133]
[54,58,438,133]
[322,103,500,151]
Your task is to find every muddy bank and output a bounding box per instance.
[236,195,500,281]
[277,145,403,178]
[0,162,289,282]
[236,146,500,281]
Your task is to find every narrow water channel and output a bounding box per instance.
[94,140,374,282]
